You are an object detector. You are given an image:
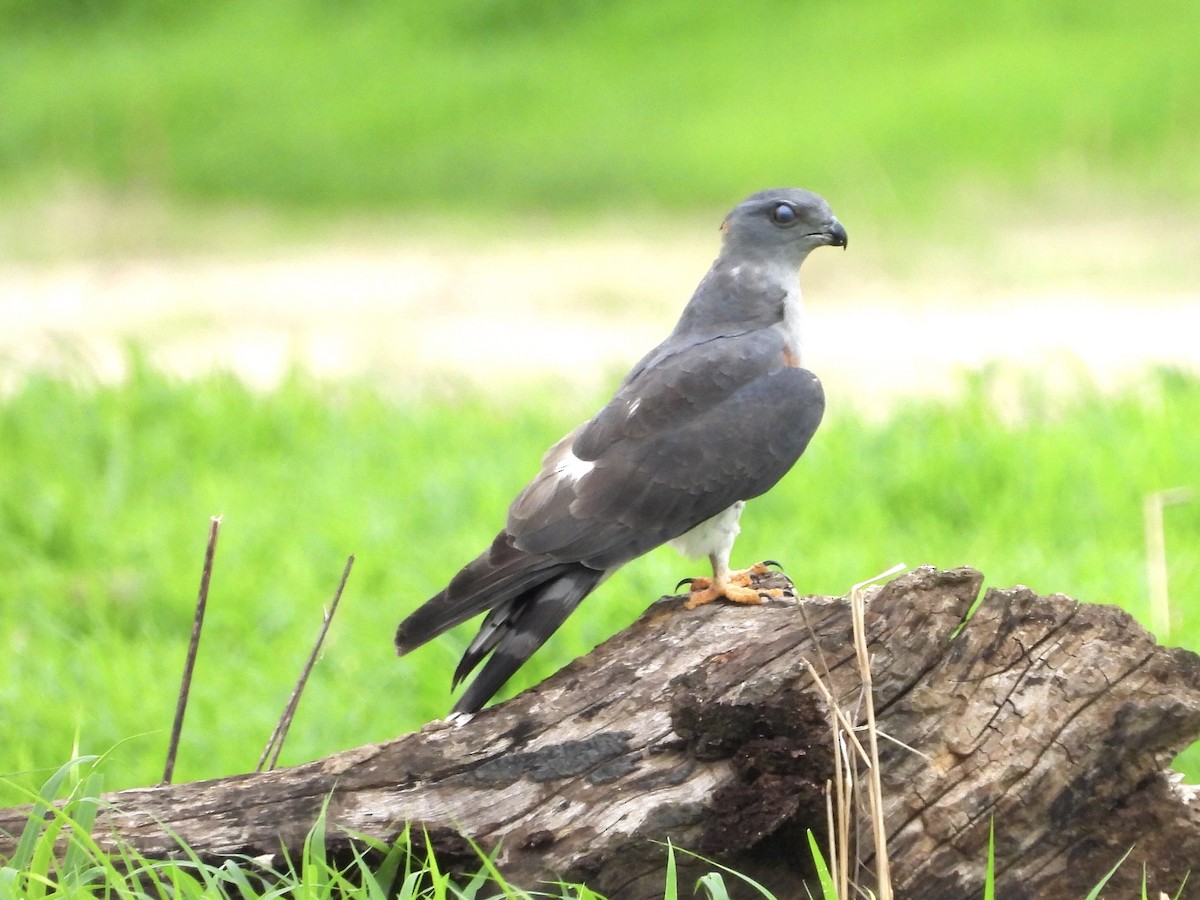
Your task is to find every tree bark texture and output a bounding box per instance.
[2,567,1198,898]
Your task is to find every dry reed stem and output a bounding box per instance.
[1144,487,1194,641]
[804,563,904,899]
[162,515,221,785]
[257,555,355,772]
[805,662,856,898]
[800,600,863,898]
[849,563,905,900]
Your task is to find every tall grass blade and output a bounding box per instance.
[348,825,412,900]
[695,870,733,900]
[983,818,995,900]
[806,829,837,900]
[299,801,329,899]
[9,756,99,869]
[665,844,778,899]
[61,768,104,877]
[1082,846,1133,900]
[663,839,678,900]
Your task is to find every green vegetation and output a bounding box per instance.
[1,757,605,898]
[1,360,1197,805]
[1,0,1198,221]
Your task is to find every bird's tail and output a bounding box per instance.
[395,531,605,714]
[450,564,603,714]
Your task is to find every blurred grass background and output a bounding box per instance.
[1,0,1198,221]
[1,0,1199,805]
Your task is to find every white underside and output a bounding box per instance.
[669,501,746,572]
[780,283,805,365]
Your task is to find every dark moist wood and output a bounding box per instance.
[2,567,1199,898]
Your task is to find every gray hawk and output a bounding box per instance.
[395,188,847,715]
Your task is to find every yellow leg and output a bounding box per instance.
[685,561,784,609]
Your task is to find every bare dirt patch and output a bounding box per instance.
[3,207,1198,410]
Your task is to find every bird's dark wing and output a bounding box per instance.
[507,329,825,569]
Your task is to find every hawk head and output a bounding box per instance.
[720,188,848,267]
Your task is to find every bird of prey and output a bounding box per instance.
[396,188,847,715]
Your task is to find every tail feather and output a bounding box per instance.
[394,531,560,654]
[451,565,604,714]
[395,529,607,713]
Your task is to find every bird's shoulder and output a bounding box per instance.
[573,326,789,460]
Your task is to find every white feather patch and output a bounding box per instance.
[554,449,595,483]
[781,283,805,364]
[669,502,745,560]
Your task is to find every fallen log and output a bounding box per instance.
[2,567,1199,898]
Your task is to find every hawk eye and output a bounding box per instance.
[771,203,797,226]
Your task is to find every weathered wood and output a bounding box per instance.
[2,567,1199,898]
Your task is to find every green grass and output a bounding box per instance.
[1,359,1198,806]
[1,756,607,898]
[0,0,1198,222]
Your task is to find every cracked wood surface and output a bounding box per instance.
[2,567,1198,898]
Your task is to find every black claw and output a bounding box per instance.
[675,577,696,592]
[761,559,784,570]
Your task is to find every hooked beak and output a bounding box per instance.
[820,218,848,249]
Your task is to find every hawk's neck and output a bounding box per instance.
[672,258,804,353]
